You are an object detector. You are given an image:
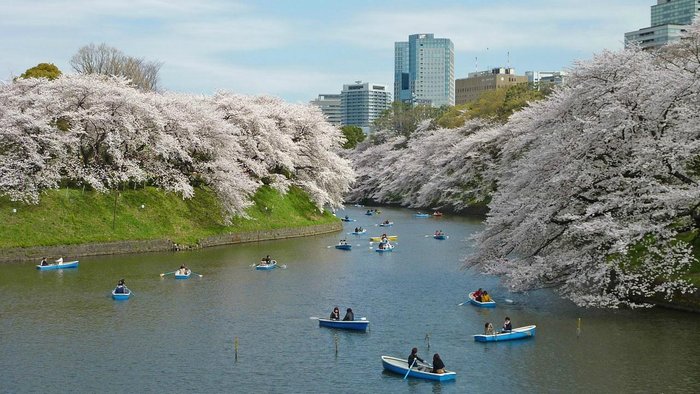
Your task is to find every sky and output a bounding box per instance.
[0,0,651,103]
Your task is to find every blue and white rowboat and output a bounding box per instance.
[415,213,430,218]
[433,234,447,240]
[318,318,369,331]
[175,271,191,279]
[379,222,393,227]
[341,217,356,222]
[112,288,131,300]
[255,261,277,270]
[350,229,366,235]
[473,325,536,342]
[467,291,496,308]
[375,243,394,253]
[335,244,352,250]
[381,356,456,381]
[36,260,79,270]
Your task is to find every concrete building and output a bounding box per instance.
[340,81,392,133]
[525,71,568,89]
[394,33,455,107]
[455,67,528,105]
[625,0,700,50]
[310,94,342,126]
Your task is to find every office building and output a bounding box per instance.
[394,33,455,107]
[340,81,391,133]
[455,68,528,105]
[525,71,568,89]
[310,94,342,126]
[625,0,700,50]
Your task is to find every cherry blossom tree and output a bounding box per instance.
[0,74,353,223]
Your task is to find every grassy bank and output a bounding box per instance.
[0,186,337,248]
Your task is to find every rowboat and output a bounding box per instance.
[375,243,394,252]
[255,260,277,270]
[415,213,430,218]
[318,318,369,331]
[335,244,352,250]
[36,260,79,270]
[365,212,374,216]
[473,325,536,342]
[379,222,394,227]
[433,234,447,240]
[340,217,356,222]
[433,212,443,217]
[175,270,191,279]
[350,229,366,235]
[111,288,131,300]
[369,236,398,242]
[381,356,456,381]
[467,291,496,308]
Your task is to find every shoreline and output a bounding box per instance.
[0,221,342,263]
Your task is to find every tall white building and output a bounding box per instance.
[310,94,342,126]
[625,0,700,50]
[340,81,392,133]
[394,33,455,107]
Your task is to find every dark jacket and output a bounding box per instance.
[330,310,340,320]
[342,310,354,321]
[408,354,424,368]
[503,321,512,331]
[432,357,445,373]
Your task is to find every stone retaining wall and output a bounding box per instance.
[0,222,342,263]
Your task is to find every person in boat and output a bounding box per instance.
[383,220,390,225]
[354,227,359,233]
[260,255,272,265]
[330,306,340,320]
[342,308,354,321]
[481,291,491,302]
[484,322,495,335]
[408,347,426,371]
[115,279,126,294]
[502,317,512,332]
[40,257,48,266]
[432,353,446,374]
[339,239,347,245]
[473,288,483,301]
[55,256,63,265]
[344,215,350,220]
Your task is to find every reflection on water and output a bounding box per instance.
[1,206,699,393]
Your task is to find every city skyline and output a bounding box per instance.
[1,0,649,103]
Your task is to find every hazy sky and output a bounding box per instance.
[1,0,650,103]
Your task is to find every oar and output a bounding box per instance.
[159,271,176,277]
[309,316,320,320]
[404,358,417,380]
[191,272,203,278]
[457,299,469,306]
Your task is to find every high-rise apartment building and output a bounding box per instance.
[394,33,455,107]
[625,0,700,50]
[310,94,342,126]
[455,68,528,105]
[340,81,392,133]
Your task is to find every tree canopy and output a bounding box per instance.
[70,43,162,91]
[18,63,62,80]
[340,125,365,149]
[0,74,354,223]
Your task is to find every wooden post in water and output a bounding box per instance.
[234,336,239,361]
[577,318,581,338]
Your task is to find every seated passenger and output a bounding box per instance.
[502,317,513,332]
[342,308,354,321]
[484,322,495,335]
[432,353,446,374]
[330,306,340,320]
[481,291,491,302]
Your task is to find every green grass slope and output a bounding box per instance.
[0,186,337,248]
